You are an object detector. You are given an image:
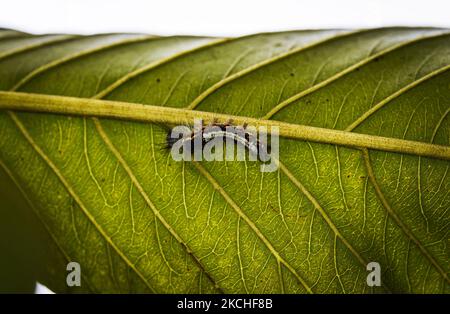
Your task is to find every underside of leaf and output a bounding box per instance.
[0,28,448,293]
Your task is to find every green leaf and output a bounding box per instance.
[0,28,448,293]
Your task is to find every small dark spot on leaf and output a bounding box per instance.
[269,204,277,212]
[156,78,161,83]
[290,72,295,77]
[359,176,366,179]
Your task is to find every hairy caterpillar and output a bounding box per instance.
[166,120,271,162]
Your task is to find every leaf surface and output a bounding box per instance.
[0,28,448,293]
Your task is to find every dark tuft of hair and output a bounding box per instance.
[166,130,183,149]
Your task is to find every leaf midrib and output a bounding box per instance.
[1,91,448,160]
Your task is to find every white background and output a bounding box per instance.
[1,0,448,294]
[1,0,450,37]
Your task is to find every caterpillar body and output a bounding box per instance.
[166,121,271,162]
